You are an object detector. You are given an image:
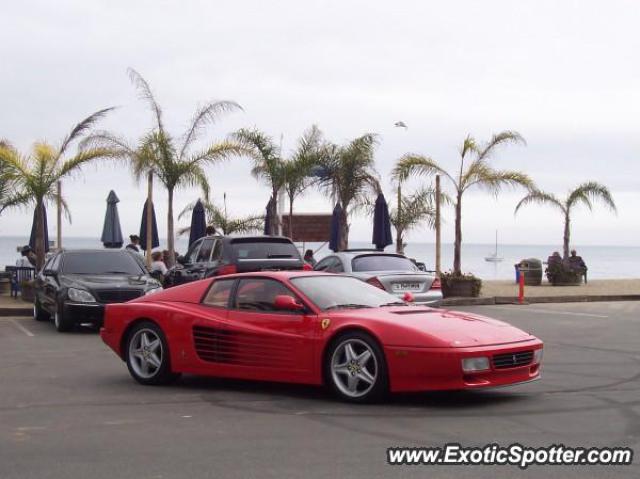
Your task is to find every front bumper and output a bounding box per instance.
[63,302,105,326]
[385,339,543,392]
[391,289,443,306]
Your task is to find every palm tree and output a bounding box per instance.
[231,128,285,235]
[393,131,531,275]
[390,187,439,255]
[515,182,616,259]
[0,144,29,216]
[178,196,263,235]
[316,133,380,250]
[84,69,245,266]
[282,125,323,238]
[0,109,115,268]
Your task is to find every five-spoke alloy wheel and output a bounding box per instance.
[327,331,388,402]
[125,321,180,385]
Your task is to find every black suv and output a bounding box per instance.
[33,249,162,332]
[164,235,308,287]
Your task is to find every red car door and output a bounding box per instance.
[216,277,317,384]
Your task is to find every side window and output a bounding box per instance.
[328,258,344,273]
[211,240,222,261]
[47,254,61,272]
[185,240,202,264]
[315,257,334,271]
[234,278,299,313]
[196,239,214,263]
[203,279,234,308]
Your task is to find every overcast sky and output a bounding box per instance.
[1,0,638,247]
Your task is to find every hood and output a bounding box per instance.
[61,273,158,290]
[330,307,534,348]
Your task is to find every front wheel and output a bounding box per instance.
[325,331,389,403]
[33,299,50,322]
[125,321,180,385]
[54,304,74,332]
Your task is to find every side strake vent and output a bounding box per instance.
[192,325,294,368]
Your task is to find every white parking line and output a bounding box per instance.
[8,319,35,337]
[484,305,609,318]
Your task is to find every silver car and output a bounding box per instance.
[314,250,442,306]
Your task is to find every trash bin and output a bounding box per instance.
[515,258,543,286]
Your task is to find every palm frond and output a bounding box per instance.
[514,190,565,215]
[392,154,455,187]
[128,68,164,131]
[59,107,115,155]
[179,100,243,159]
[566,181,617,213]
[464,163,533,195]
[477,130,526,161]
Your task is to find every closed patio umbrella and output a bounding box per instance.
[372,193,393,251]
[101,190,124,248]
[139,199,159,251]
[329,202,343,252]
[188,199,207,246]
[29,204,49,253]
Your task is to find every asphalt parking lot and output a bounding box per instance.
[1,302,638,479]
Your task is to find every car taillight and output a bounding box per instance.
[366,277,385,290]
[302,263,313,271]
[430,277,442,290]
[218,264,237,275]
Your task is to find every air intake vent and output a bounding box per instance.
[391,310,434,315]
[492,350,534,369]
[192,325,294,368]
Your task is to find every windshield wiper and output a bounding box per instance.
[103,271,133,274]
[379,301,409,307]
[267,254,293,258]
[324,303,373,311]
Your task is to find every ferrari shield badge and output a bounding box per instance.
[321,318,331,330]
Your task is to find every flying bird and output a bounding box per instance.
[394,121,408,129]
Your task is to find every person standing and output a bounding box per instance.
[16,246,35,267]
[125,235,142,255]
[304,249,317,267]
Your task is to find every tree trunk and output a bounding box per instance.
[395,227,404,255]
[563,212,571,260]
[338,208,349,251]
[453,192,462,275]
[270,188,279,236]
[287,193,294,240]
[167,187,175,267]
[35,199,45,270]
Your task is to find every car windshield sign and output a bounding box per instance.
[62,252,143,275]
[291,276,403,311]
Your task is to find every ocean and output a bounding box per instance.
[1,235,637,280]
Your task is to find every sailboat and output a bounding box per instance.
[485,230,503,262]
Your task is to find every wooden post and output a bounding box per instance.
[435,175,441,275]
[146,172,153,267]
[56,181,62,250]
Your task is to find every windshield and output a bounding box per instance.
[291,275,405,311]
[352,254,418,272]
[61,251,144,275]
[231,239,300,260]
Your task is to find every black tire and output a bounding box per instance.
[33,299,50,322]
[325,331,389,403]
[124,321,180,386]
[53,303,74,332]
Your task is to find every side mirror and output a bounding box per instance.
[403,292,415,303]
[273,295,304,312]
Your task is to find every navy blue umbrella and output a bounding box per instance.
[263,197,273,236]
[101,190,124,248]
[372,193,393,250]
[188,199,207,247]
[29,204,49,253]
[139,199,159,251]
[329,202,343,252]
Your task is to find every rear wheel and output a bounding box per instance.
[33,299,50,322]
[326,331,389,403]
[54,304,74,332]
[125,321,180,385]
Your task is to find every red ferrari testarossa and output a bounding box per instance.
[101,271,543,402]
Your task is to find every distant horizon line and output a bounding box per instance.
[0,235,637,249]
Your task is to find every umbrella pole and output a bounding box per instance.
[435,174,441,275]
[56,181,62,250]
[146,172,153,267]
